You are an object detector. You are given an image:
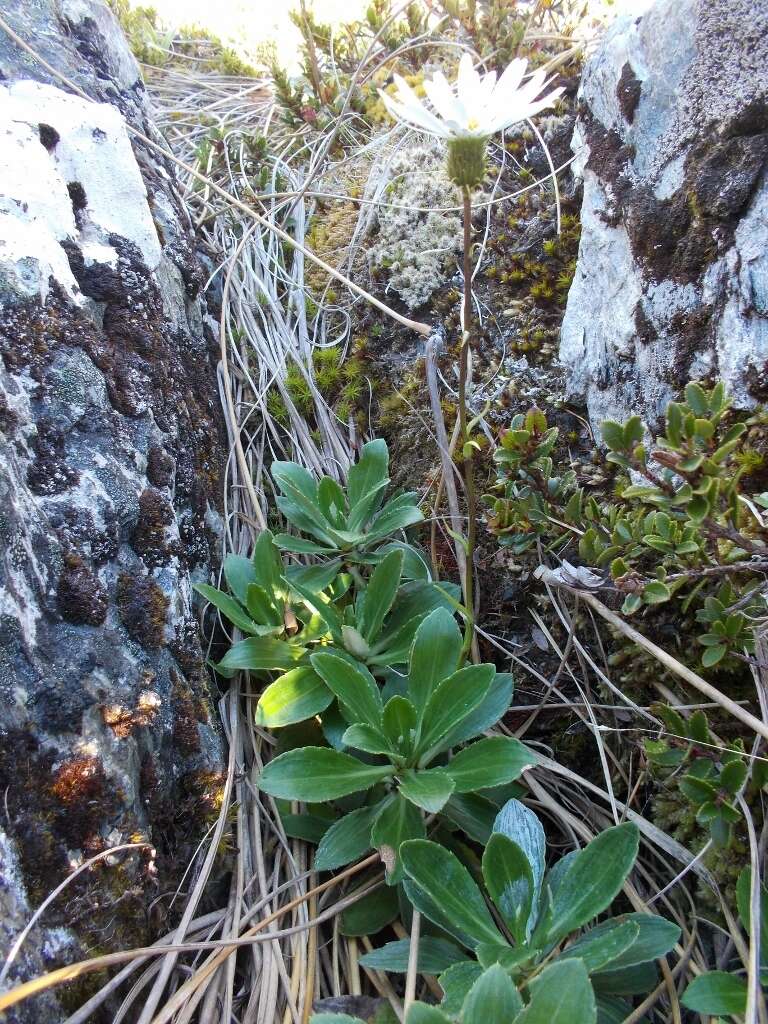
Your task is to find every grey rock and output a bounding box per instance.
[560,0,768,434]
[0,2,226,1018]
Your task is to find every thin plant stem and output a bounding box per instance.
[459,185,478,661]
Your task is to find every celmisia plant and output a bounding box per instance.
[381,54,562,655]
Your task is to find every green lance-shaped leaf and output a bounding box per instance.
[371,793,425,885]
[416,664,496,760]
[359,548,403,643]
[216,636,306,674]
[492,798,546,927]
[547,823,639,943]
[516,959,596,1023]
[438,672,515,750]
[407,607,462,718]
[368,492,423,544]
[382,696,417,756]
[223,553,258,605]
[255,666,332,728]
[573,913,680,972]
[272,460,322,513]
[311,651,383,729]
[285,558,342,593]
[309,1014,367,1024]
[443,793,498,845]
[405,1006,452,1024]
[559,920,640,973]
[315,802,383,871]
[245,583,283,627]
[438,963,483,1017]
[481,833,534,947]
[462,964,523,1024]
[592,961,658,996]
[359,936,468,974]
[400,840,505,948]
[342,724,393,755]
[194,583,261,635]
[340,886,399,937]
[318,476,347,527]
[251,528,284,591]
[347,438,390,527]
[258,747,392,802]
[398,768,455,814]
[275,534,335,555]
[681,971,748,1015]
[446,737,535,793]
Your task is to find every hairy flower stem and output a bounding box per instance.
[459,187,478,661]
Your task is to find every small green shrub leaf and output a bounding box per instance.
[643,581,670,604]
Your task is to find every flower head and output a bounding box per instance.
[380,53,564,143]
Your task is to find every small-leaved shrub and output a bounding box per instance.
[486,382,767,668]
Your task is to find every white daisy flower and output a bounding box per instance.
[380,53,564,187]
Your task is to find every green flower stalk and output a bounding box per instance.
[381,53,562,655]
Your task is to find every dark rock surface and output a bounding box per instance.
[560,0,768,433]
[0,2,226,1018]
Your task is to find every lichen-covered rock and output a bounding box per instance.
[560,0,768,432]
[0,2,226,1017]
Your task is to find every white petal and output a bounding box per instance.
[456,52,483,114]
[495,58,527,100]
[479,69,497,100]
[487,87,564,135]
[423,71,468,127]
[391,72,425,109]
[490,69,554,130]
[380,88,450,137]
[516,69,550,104]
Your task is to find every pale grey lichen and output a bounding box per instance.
[368,140,461,310]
